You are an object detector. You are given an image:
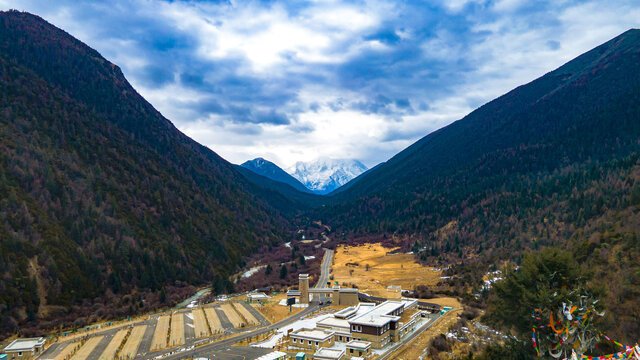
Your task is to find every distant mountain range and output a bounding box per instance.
[240,158,311,193]
[288,158,368,194]
[239,157,368,194]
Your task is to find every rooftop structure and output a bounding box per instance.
[346,340,372,350]
[4,338,46,352]
[255,351,287,360]
[248,292,271,300]
[348,300,405,327]
[289,329,334,342]
[313,348,345,360]
[3,338,46,360]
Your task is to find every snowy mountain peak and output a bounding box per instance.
[288,158,368,194]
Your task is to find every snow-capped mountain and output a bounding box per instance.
[288,158,368,194]
[239,157,311,193]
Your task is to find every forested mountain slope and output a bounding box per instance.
[324,29,640,236]
[0,11,290,335]
[321,29,640,342]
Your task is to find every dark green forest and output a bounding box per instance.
[317,29,640,343]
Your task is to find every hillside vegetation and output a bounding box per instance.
[0,11,290,335]
[319,29,640,342]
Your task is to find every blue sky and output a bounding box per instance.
[3,0,639,168]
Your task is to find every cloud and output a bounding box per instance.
[2,0,639,168]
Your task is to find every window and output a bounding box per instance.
[349,349,353,354]
[293,338,297,343]
[315,341,319,347]
[18,353,22,357]
[308,340,312,345]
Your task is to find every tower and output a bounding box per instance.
[299,273,309,304]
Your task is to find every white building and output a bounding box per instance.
[3,338,46,360]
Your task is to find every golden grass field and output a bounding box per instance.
[332,243,442,298]
[191,309,210,338]
[71,336,103,360]
[220,304,244,328]
[119,325,146,360]
[150,315,169,351]
[250,294,302,324]
[232,302,258,326]
[203,307,223,333]
[168,313,184,347]
[53,341,80,360]
[97,329,127,360]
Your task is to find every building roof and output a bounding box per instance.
[346,340,371,350]
[255,351,287,360]
[317,317,350,330]
[334,303,375,319]
[348,301,405,327]
[337,288,358,293]
[4,338,46,352]
[313,348,345,359]
[248,292,270,299]
[290,329,334,341]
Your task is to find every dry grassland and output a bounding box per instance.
[53,341,80,360]
[203,307,223,333]
[71,336,103,360]
[220,304,244,328]
[150,315,169,351]
[231,303,258,326]
[118,325,146,360]
[332,243,441,298]
[97,329,127,360]
[250,294,302,324]
[168,313,185,347]
[191,309,210,338]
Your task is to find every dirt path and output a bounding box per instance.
[232,303,258,326]
[191,309,210,338]
[150,315,169,351]
[53,342,80,360]
[97,329,127,360]
[168,313,184,347]
[119,325,146,360]
[71,336,103,360]
[203,307,223,334]
[220,304,244,328]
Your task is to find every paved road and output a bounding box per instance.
[141,249,334,360]
[315,248,333,289]
[39,249,333,360]
[239,302,270,327]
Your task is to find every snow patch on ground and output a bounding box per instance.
[241,265,266,279]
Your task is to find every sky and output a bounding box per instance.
[2,0,639,169]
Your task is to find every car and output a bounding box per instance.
[318,301,324,305]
